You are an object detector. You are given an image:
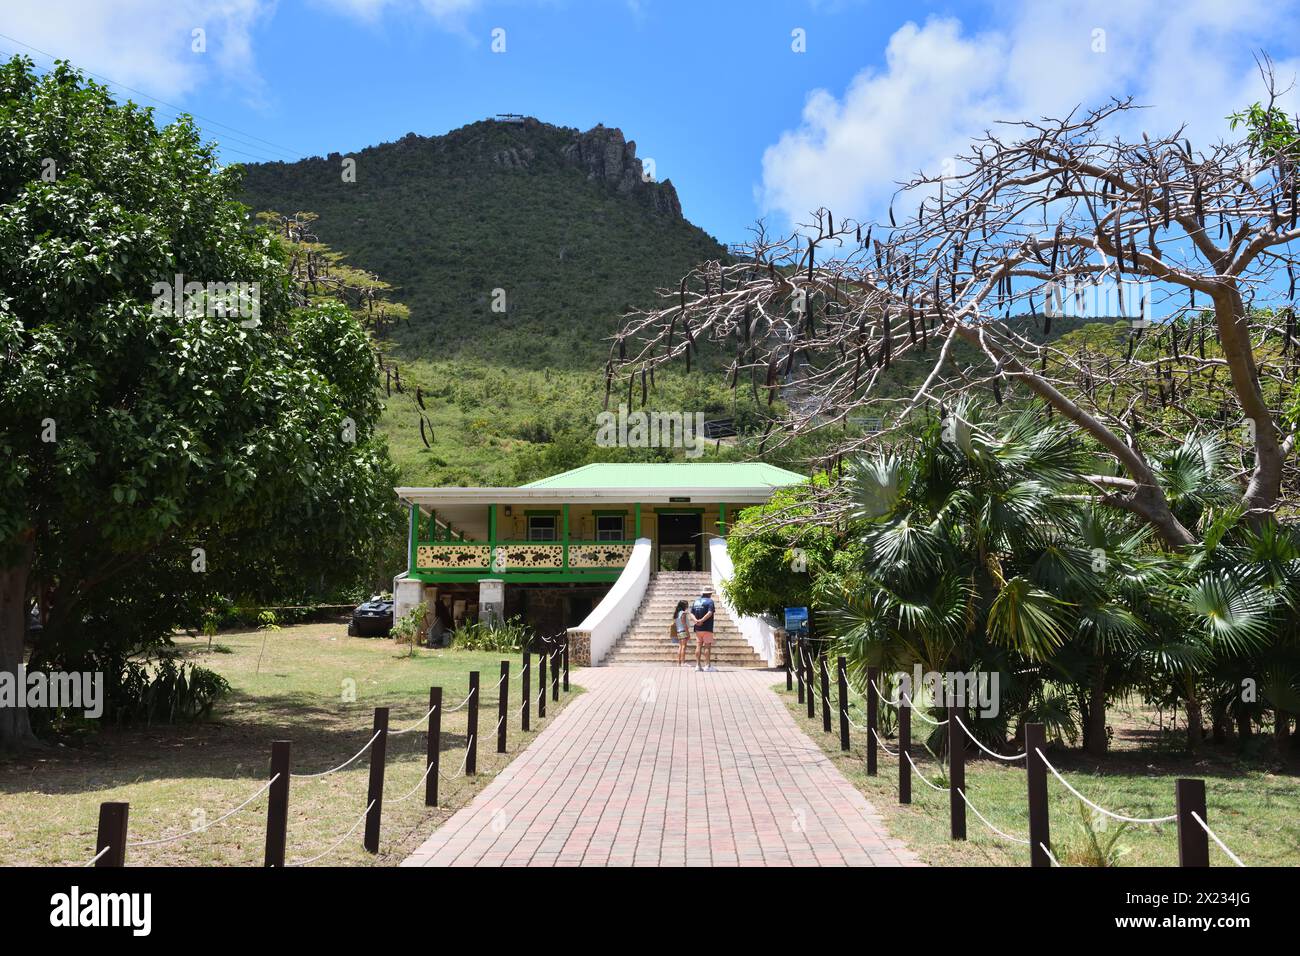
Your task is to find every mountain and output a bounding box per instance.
[238,118,754,487]
[239,117,725,371]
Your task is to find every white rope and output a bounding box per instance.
[292,729,384,778]
[1035,749,1177,824]
[389,703,439,736]
[388,758,439,804]
[901,693,949,725]
[956,788,1031,845]
[1190,811,1246,867]
[904,750,948,791]
[442,687,476,713]
[871,728,899,757]
[952,713,1026,761]
[287,800,375,867]
[125,775,279,847]
[82,846,111,867]
[870,679,902,707]
[438,736,474,781]
[1040,842,1061,867]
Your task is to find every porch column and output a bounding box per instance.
[719,503,727,536]
[562,504,570,570]
[488,504,497,568]
[634,503,641,538]
[407,504,419,574]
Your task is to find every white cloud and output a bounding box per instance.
[760,0,1300,227]
[0,0,270,102]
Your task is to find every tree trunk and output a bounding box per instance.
[0,532,39,749]
[1185,675,1203,752]
[1236,712,1253,740]
[1084,659,1107,757]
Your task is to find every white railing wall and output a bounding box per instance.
[568,537,653,666]
[709,537,779,666]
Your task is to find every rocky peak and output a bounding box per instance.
[559,124,682,218]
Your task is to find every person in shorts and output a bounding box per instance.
[673,599,692,666]
[691,586,716,671]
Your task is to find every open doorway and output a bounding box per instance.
[657,512,703,572]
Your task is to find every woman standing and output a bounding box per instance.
[673,600,691,666]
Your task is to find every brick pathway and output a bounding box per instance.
[402,666,919,867]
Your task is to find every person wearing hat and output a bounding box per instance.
[691,586,716,671]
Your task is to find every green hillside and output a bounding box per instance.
[239,117,775,487]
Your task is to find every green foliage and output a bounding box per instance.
[723,476,838,618]
[450,616,529,652]
[391,604,429,648]
[35,654,231,730]
[1055,801,1133,868]
[0,56,400,701]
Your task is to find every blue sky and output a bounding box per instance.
[2,0,1298,244]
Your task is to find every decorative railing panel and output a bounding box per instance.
[417,544,492,569]
[568,543,634,568]
[416,540,635,573]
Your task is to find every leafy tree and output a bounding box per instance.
[0,57,396,747]
[723,476,837,618]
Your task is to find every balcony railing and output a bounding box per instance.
[414,540,636,573]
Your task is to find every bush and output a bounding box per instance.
[450,616,529,652]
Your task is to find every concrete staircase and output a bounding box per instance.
[603,571,767,667]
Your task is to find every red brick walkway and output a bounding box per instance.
[402,666,919,867]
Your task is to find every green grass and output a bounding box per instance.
[0,622,579,867]
[777,683,1299,867]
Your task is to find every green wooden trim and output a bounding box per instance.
[653,506,706,513]
[591,509,629,516]
[719,503,727,535]
[634,503,641,538]
[408,505,419,574]
[410,570,622,584]
[562,504,570,570]
[488,504,496,545]
[523,509,562,516]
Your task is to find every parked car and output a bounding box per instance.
[348,596,394,637]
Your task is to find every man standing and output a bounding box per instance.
[691,586,716,672]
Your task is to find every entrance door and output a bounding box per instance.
[657,512,703,572]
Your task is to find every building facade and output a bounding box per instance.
[394,462,805,646]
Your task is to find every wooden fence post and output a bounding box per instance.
[898,694,911,804]
[947,705,965,840]
[466,672,479,775]
[1026,722,1051,867]
[497,661,509,754]
[95,801,129,868]
[522,652,531,731]
[264,740,291,867]
[804,646,815,720]
[837,657,850,752]
[538,652,547,718]
[562,638,570,691]
[785,637,793,692]
[551,644,560,701]
[425,687,442,807]
[1175,778,1210,867]
[820,655,832,734]
[795,640,805,703]
[866,665,879,777]
[363,707,389,853]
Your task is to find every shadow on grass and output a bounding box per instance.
[0,685,494,796]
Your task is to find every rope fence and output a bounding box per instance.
[784,638,1248,869]
[76,638,576,868]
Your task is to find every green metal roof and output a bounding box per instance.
[522,462,807,490]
